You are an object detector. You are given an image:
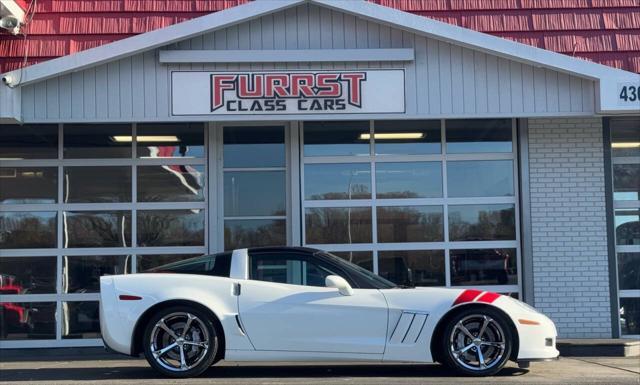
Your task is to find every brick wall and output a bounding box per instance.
[527,117,612,338]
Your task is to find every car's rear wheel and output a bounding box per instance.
[440,307,513,376]
[143,306,219,378]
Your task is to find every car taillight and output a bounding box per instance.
[119,295,142,301]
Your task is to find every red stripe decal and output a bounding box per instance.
[477,292,501,304]
[453,289,483,306]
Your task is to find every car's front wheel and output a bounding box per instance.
[142,306,219,378]
[440,307,513,376]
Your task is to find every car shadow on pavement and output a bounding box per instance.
[0,363,529,382]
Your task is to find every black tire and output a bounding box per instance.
[439,306,513,376]
[142,305,220,378]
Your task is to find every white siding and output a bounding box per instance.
[19,4,596,122]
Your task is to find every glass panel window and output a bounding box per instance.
[613,164,639,201]
[63,124,132,158]
[136,254,200,272]
[447,160,514,197]
[137,123,204,159]
[0,302,56,340]
[611,117,640,157]
[0,167,57,204]
[0,257,56,294]
[450,248,517,286]
[137,165,205,202]
[64,211,131,248]
[0,124,58,159]
[305,207,372,244]
[64,166,131,203]
[224,219,286,250]
[305,164,371,200]
[137,209,204,247]
[620,297,640,336]
[223,126,285,168]
[376,162,442,199]
[446,119,512,153]
[331,251,373,271]
[449,204,516,241]
[615,209,639,246]
[303,121,370,157]
[249,254,338,287]
[0,212,57,249]
[62,301,100,339]
[377,206,444,243]
[618,253,640,291]
[378,250,445,286]
[224,171,286,216]
[374,120,441,155]
[63,255,129,293]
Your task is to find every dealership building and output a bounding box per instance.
[0,0,638,350]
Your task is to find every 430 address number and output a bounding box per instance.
[619,85,638,102]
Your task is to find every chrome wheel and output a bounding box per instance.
[449,314,506,371]
[149,312,212,372]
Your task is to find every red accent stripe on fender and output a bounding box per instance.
[119,295,142,301]
[477,292,501,304]
[453,289,483,306]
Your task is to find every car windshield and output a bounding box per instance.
[318,252,397,289]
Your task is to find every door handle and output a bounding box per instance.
[233,282,241,296]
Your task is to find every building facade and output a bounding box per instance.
[0,0,638,349]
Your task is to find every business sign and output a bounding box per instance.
[171,70,405,115]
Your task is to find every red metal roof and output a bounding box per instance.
[0,0,638,74]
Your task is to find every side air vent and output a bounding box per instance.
[389,311,428,345]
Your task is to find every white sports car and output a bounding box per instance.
[100,247,559,378]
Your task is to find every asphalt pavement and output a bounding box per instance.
[0,355,639,384]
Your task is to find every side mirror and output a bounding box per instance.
[325,275,354,296]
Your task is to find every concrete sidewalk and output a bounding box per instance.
[0,356,638,385]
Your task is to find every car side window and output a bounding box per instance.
[249,253,339,287]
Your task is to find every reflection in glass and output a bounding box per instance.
[137,123,204,158]
[305,164,371,200]
[224,126,285,168]
[0,212,57,249]
[64,166,132,203]
[378,250,445,286]
[449,204,516,241]
[138,165,205,202]
[224,219,286,250]
[305,207,372,244]
[0,302,56,340]
[377,206,444,243]
[303,121,370,157]
[447,160,514,197]
[0,124,58,159]
[374,120,441,155]
[224,171,286,216]
[0,167,57,204]
[450,248,517,286]
[613,164,639,201]
[0,257,56,294]
[615,209,639,246]
[620,297,640,336]
[611,117,640,157]
[62,301,100,339]
[376,162,442,199]
[64,211,131,248]
[63,124,132,158]
[330,251,373,271]
[137,210,204,247]
[618,253,639,290]
[446,119,512,153]
[63,255,129,293]
[136,254,200,272]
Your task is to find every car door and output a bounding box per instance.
[237,251,388,354]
